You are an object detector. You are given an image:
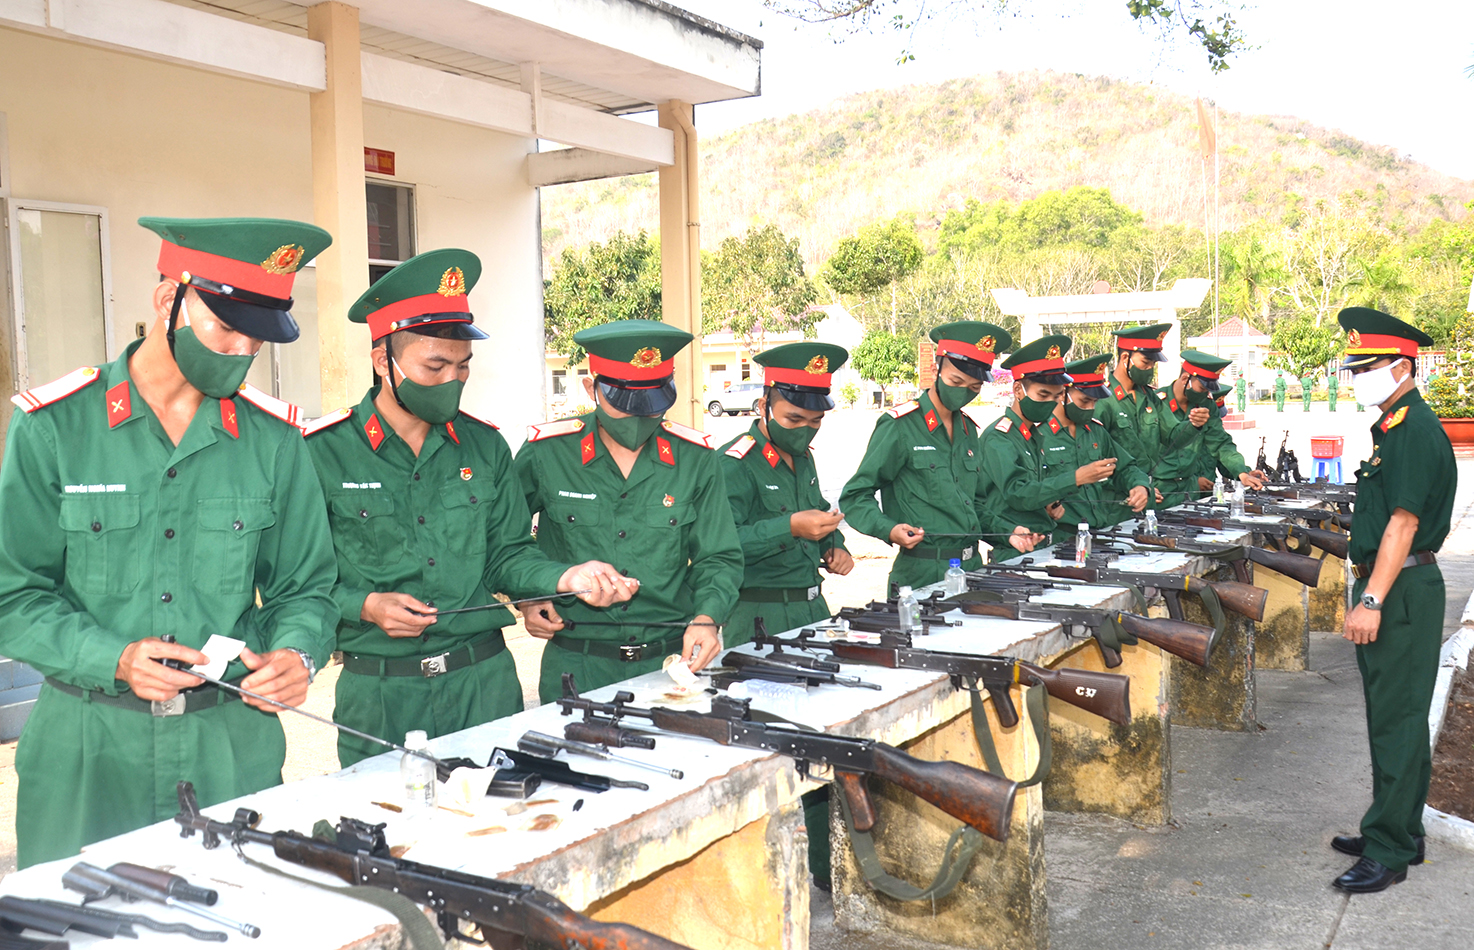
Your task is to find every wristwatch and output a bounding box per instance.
[1360,593,1383,611]
[286,648,318,683]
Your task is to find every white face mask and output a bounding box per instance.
[1351,362,1406,408]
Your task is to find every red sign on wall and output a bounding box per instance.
[918,341,937,389]
[364,147,396,176]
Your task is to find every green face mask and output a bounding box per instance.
[172,300,256,399]
[935,379,978,412]
[391,359,464,425]
[1064,401,1095,426]
[595,403,663,449]
[1016,389,1058,424]
[766,408,817,456]
[1127,364,1156,389]
[1185,383,1216,408]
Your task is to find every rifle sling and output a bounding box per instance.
[836,786,986,904]
[968,680,1051,788]
[236,835,445,950]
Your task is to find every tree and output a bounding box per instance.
[763,0,1249,72]
[850,329,917,403]
[938,188,1143,258]
[1273,206,1375,327]
[703,225,820,349]
[1265,316,1342,379]
[824,218,924,332]
[543,231,661,364]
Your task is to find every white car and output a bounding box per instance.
[705,381,765,417]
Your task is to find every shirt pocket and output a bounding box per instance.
[644,501,697,571]
[327,492,400,576]
[195,498,275,594]
[439,483,489,557]
[58,493,142,594]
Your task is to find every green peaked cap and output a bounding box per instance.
[575,319,693,370]
[1337,306,1434,369]
[929,320,1013,362]
[1113,322,1173,345]
[1179,349,1235,377]
[753,341,849,377]
[1001,334,1072,374]
[1064,353,1111,379]
[349,249,484,340]
[138,216,332,275]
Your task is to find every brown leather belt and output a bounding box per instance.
[1350,551,1437,580]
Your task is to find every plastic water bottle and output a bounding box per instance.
[401,730,437,811]
[1144,508,1159,535]
[728,679,807,720]
[1213,473,1226,504]
[944,559,966,596]
[1230,481,1246,518]
[897,586,919,633]
[1075,523,1091,565]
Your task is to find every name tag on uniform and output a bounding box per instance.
[912,445,937,451]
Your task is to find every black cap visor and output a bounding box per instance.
[597,377,677,415]
[1340,352,1402,371]
[1021,371,1073,387]
[941,354,994,382]
[1120,346,1168,363]
[771,382,835,412]
[1073,383,1112,401]
[196,288,299,344]
[387,314,489,342]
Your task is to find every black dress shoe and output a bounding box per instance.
[1330,834,1425,865]
[1332,857,1407,893]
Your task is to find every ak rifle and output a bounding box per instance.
[1092,529,1325,588]
[709,650,882,690]
[556,674,1018,842]
[968,562,1268,623]
[751,624,1130,727]
[1160,511,1349,559]
[173,782,690,950]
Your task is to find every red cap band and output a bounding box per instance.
[1181,362,1221,380]
[1115,336,1165,351]
[765,366,833,388]
[1012,356,1066,376]
[1071,371,1106,386]
[589,352,675,381]
[366,293,472,340]
[1346,332,1419,358]
[157,241,295,298]
[937,338,997,365]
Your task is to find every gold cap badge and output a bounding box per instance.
[1156,329,1169,341]
[1348,329,1362,347]
[631,347,663,368]
[261,245,305,275]
[1046,345,1061,359]
[805,355,830,374]
[978,335,996,350]
[438,267,466,296]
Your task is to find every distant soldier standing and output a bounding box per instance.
[1275,369,1287,411]
[1329,307,1455,893]
[1301,373,1314,412]
[1235,373,1247,414]
[1328,372,1339,412]
[718,342,852,648]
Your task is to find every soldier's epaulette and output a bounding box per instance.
[725,434,757,459]
[1380,406,1409,433]
[237,384,304,428]
[457,408,499,430]
[10,366,100,413]
[994,416,1013,433]
[527,417,588,442]
[302,407,353,437]
[885,400,920,419]
[661,419,714,449]
[1113,385,1126,401]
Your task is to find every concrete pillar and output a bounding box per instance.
[658,100,701,429]
[1171,563,1258,731]
[1257,561,1313,671]
[307,1,371,413]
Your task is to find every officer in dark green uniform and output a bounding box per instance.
[841,322,1041,591]
[0,217,340,868]
[1092,324,1175,484]
[1036,354,1151,528]
[1150,350,1265,505]
[304,250,636,766]
[1329,308,1455,893]
[516,321,743,701]
[718,342,852,648]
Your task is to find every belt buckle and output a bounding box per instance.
[421,653,450,677]
[618,644,645,662]
[963,545,975,561]
[807,586,819,601]
[151,696,186,717]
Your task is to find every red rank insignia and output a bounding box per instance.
[1048,417,1061,433]
[220,398,239,439]
[365,413,385,451]
[1021,423,1032,441]
[1169,397,1179,413]
[105,382,131,428]
[762,442,781,467]
[580,431,596,465]
[656,437,675,466]
[446,421,459,444]
[1114,386,1125,400]
[924,410,939,432]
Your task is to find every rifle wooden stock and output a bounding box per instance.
[844,744,1017,842]
[1182,515,1224,529]
[1298,526,1348,559]
[1114,612,1215,667]
[1018,663,1131,725]
[1191,576,1268,622]
[523,904,692,950]
[1246,545,1323,587]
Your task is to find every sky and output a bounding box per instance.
[671,0,1474,182]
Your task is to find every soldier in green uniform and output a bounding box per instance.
[1330,307,1455,893]
[0,218,340,868]
[841,322,1041,591]
[1150,350,1265,505]
[1301,374,1315,412]
[1328,372,1339,412]
[1275,369,1287,411]
[1092,324,1175,494]
[516,321,743,701]
[1236,373,1247,414]
[304,250,637,766]
[1192,382,1239,488]
[718,342,852,648]
[1035,354,1151,529]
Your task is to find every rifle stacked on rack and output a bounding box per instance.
[751,623,1131,727]
[967,561,1269,624]
[1090,526,1326,588]
[556,674,1019,843]
[835,594,961,635]
[706,649,882,690]
[1159,509,1349,559]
